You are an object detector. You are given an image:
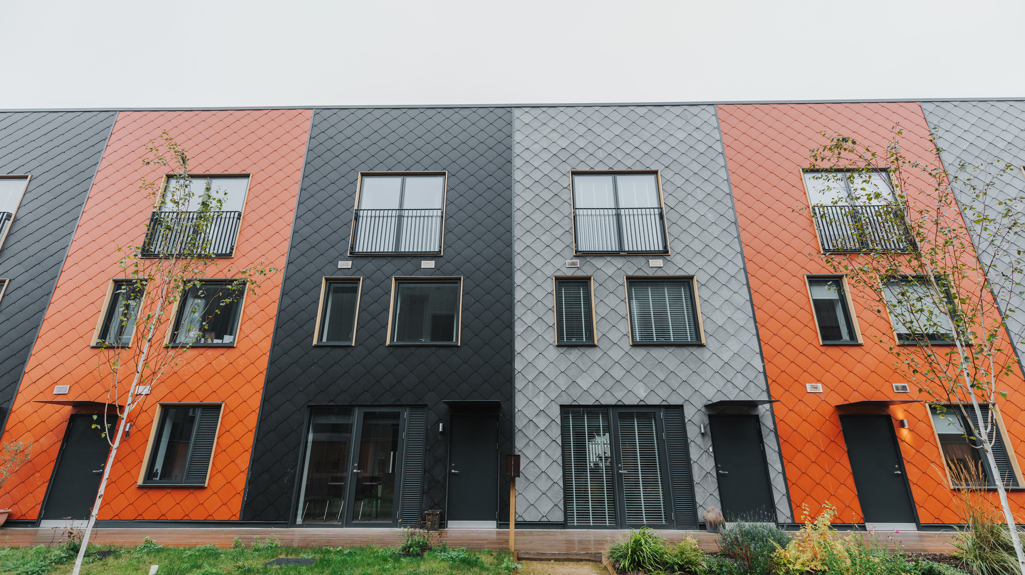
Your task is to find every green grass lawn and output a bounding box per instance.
[0,538,520,575]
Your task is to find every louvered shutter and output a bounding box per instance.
[184,406,221,485]
[617,412,667,525]
[556,279,594,345]
[562,408,615,526]
[663,407,697,528]
[399,407,427,524]
[628,279,699,344]
[965,405,1020,488]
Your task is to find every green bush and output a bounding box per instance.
[717,521,790,575]
[398,522,435,556]
[607,528,704,574]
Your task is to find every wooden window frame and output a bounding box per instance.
[880,275,960,347]
[385,276,463,346]
[347,171,449,257]
[928,403,1025,490]
[311,277,363,346]
[151,174,252,259]
[623,275,705,346]
[91,279,147,348]
[0,175,31,253]
[137,402,224,488]
[800,168,902,255]
[0,279,7,306]
[552,276,598,347]
[569,170,670,257]
[164,279,248,348]
[805,275,863,345]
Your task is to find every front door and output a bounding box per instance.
[42,414,115,520]
[708,414,776,521]
[295,407,406,526]
[840,414,917,525]
[447,413,498,526]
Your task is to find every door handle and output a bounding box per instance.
[718,470,729,475]
[92,470,104,474]
[618,469,628,474]
[893,471,902,475]
[451,470,459,474]
[353,469,363,473]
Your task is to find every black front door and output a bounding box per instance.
[708,414,775,521]
[840,414,917,524]
[42,414,115,520]
[448,413,498,523]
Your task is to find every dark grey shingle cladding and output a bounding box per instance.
[922,101,1025,372]
[0,111,117,435]
[512,106,792,525]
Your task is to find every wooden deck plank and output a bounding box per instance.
[0,527,958,554]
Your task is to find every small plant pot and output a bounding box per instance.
[705,523,720,534]
[0,509,10,527]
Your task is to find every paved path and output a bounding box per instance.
[0,527,958,553]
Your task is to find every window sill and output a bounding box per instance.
[348,252,443,257]
[166,343,239,348]
[387,342,459,347]
[138,482,209,488]
[556,342,597,347]
[629,341,704,346]
[91,343,131,349]
[951,485,1025,491]
[574,252,670,257]
[313,342,355,347]
[820,341,863,346]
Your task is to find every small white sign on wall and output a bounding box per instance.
[892,383,910,393]
[421,260,435,269]
[53,385,70,395]
[806,383,823,393]
[566,260,580,268]
[649,259,664,268]
[337,261,352,269]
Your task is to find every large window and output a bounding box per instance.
[807,277,859,344]
[314,278,361,346]
[94,280,145,347]
[626,278,702,345]
[142,176,250,258]
[351,174,445,255]
[0,176,29,251]
[141,404,222,486]
[555,278,595,346]
[803,170,913,253]
[882,276,957,345]
[389,279,461,345]
[169,281,246,346]
[931,405,1020,488]
[572,172,668,254]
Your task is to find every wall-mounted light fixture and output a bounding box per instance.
[899,419,909,429]
[439,422,444,434]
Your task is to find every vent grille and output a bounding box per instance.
[184,406,221,484]
[664,407,697,528]
[399,407,427,524]
[806,383,823,393]
[892,383,910,393]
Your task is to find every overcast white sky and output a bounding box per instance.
[2,0,1023,109]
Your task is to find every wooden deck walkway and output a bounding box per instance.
[0,527,958,554]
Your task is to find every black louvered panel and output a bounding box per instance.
[399,407,427,524]
[184,406,221,485]
[628,279,699,344]
[617,412,667,525]
[556,279,594,345]
[663,407,697,528]
[967,405,1019,488]
[562,408,615,526]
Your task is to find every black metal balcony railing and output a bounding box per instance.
[351,209,443,254]
[573,207,668,254]
[141,211,242,258]
[0,212,11,242]
[813,204,915,253]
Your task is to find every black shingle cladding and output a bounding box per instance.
[242,107,514,522]
[0,111,116,433]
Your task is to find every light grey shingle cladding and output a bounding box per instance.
[922,101,1025,371]
[512,105,792,524]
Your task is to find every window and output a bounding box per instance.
[351,174,445,255]
[313,278,361,345]
[0,176,29,250]
[389,279,461,345]
[555,278,595,345]
[142,176,250,258]
[169,281,246,346]
[572,172,668,254]
[882,276,957,344]
[803,169,913,253]
[141,404,222,486]
[94,280,145,347]
[807,277,859,344]
[626,278,702,345]
[931,405,1020,488]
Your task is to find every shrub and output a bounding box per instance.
[666,537,705,574]
[717,520,790,575]
[773,503,849,574]
[398,522,435,556]
[608,527,671,573]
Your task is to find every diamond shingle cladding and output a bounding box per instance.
[0,109,311,521]
[0,111,116,436]
[718,102,1025,524]
[242,107,514,523]
[512,106,792,524]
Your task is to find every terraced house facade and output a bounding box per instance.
[0,100,1023,531]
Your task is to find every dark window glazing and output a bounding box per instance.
[390,279,460,345]
[555,278,595,345]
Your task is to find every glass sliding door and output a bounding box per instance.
[296,408,354,524]
[561,406,675,528]
[296,407,407,527]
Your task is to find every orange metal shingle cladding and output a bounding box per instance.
[0,109,312,521]
[717,102,1025,525]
